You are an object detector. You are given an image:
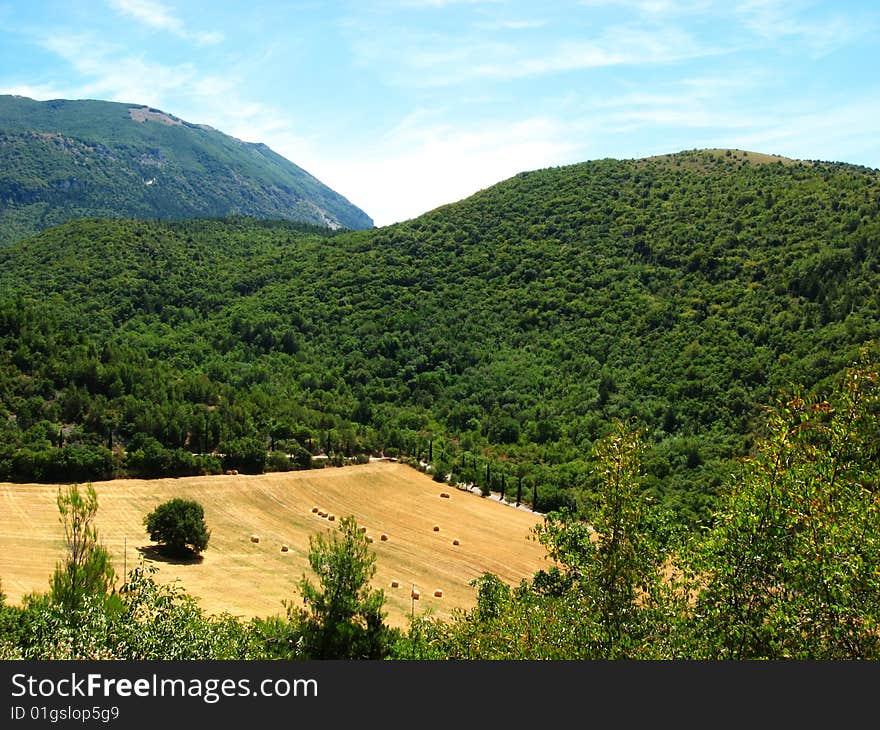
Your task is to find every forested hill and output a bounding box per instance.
[0,149,877,524]
[0,95,373,248]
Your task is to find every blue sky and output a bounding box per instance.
[1,1,878,226]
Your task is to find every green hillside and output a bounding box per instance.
[0,149,877,524]
[0,95,373,247]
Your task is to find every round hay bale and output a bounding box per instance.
[318,510,327,517]
[366,535,374,543]
[280,544,289,552]
[433,525,440,532]
[411,590,420,600]
[380,533,389,541]
[440,492,450,498]
[434,589,443,598]
[452,538,460,546]
[328,514,336,522]
[359,526,367,533]
[391,579,400,588]
[250,535,260,543]
[311,506,319,513]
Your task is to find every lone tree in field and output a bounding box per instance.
[144,498,210,558]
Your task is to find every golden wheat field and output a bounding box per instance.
[0,461,549,628]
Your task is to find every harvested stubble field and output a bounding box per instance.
[0,461,548,628]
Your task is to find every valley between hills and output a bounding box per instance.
[1,96,878,659]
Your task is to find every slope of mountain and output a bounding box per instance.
[0,149,877,523]
[0,95,373,247]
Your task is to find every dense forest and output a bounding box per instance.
[0,147,878,660]
[1,149,877,526]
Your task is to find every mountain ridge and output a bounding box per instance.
[0,95,373,247]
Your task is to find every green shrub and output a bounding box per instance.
[144,498,211,557]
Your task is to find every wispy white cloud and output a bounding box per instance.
[347,0,876,94]
[578,0,714,13]
[726,95,880,164]
[0,83,80,101]
[393,0,505,7]
[505,25,717,77]
[733,0,869,54]
[107,0,223,45]
[411,24,721,85]
[38,33,198,103]
[475,17,548,30]
[108,0,183,33]
[349,8,727,89]
[596,72,767,128]
[32,29,313,155]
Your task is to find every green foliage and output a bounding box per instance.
[144,498,211,557]
[471,572,511,623]
[286,441,314,469]
[265,449,293,472]
[533,422,675,657]
[396,422,684,659]
[683,349,880,658]
[113,562,255,659]
[286,515,392,659]
[7,562,256,659]
[125,435,215,477]
[0,579,22,659]
[0,150,877,526]
[50,483,116,618]
[221,436,268,474]
[248,614,306,659]
[0,443,113,483]
[1,353,878,659]
[10,591,121,659]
